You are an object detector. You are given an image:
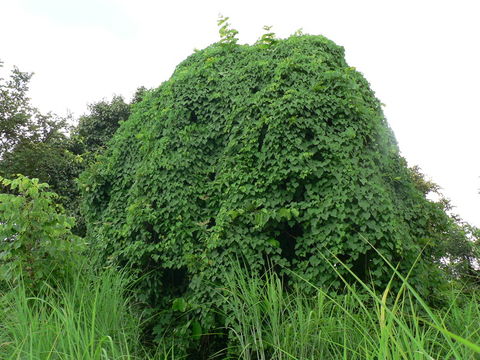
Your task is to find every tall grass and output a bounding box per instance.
[221,262,480,360]
[1,256,479,359]
[0,264,173,360]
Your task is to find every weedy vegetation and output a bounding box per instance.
[1,18,479,360]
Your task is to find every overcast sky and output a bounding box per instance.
[1,0,479,226]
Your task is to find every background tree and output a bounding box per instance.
[409,165,479,283]
[71,96,130,155]
[0,60,83,227]
[0,60,37,157]
[1,60,146,234]
[70,87,147,156]
[69,87,148,160]
[0,61,72,157]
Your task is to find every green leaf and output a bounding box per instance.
[278,208,291,220]
[191,321,202,340]
[172,297,187,312]
[267,239,280,248]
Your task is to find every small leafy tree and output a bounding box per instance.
[0,175,83,291]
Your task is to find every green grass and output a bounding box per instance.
[220,261,480,360]
[1,257,479,359]
[0,264,174,360]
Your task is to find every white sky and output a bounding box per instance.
[1,0,479,226]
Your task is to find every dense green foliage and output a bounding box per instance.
[71,95,132,156]
[0,138,83,207]
[2,26,478,359]
[1,61,146,235]
[80,31,466,348]
[408,166,479,282]
[0,175,82,290]
[0,61,83,225]
[0,61,37,157]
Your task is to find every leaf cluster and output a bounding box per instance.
[0,175,83,291]
[217,15,239,45]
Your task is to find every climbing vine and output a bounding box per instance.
[81,29,452,347]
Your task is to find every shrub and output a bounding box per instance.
[0,175,82,291]
[81,32,457,346]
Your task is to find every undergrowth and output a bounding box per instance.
[0,263,175,360]
[0,255,479,359]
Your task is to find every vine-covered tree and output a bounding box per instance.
[80,29,476,349]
